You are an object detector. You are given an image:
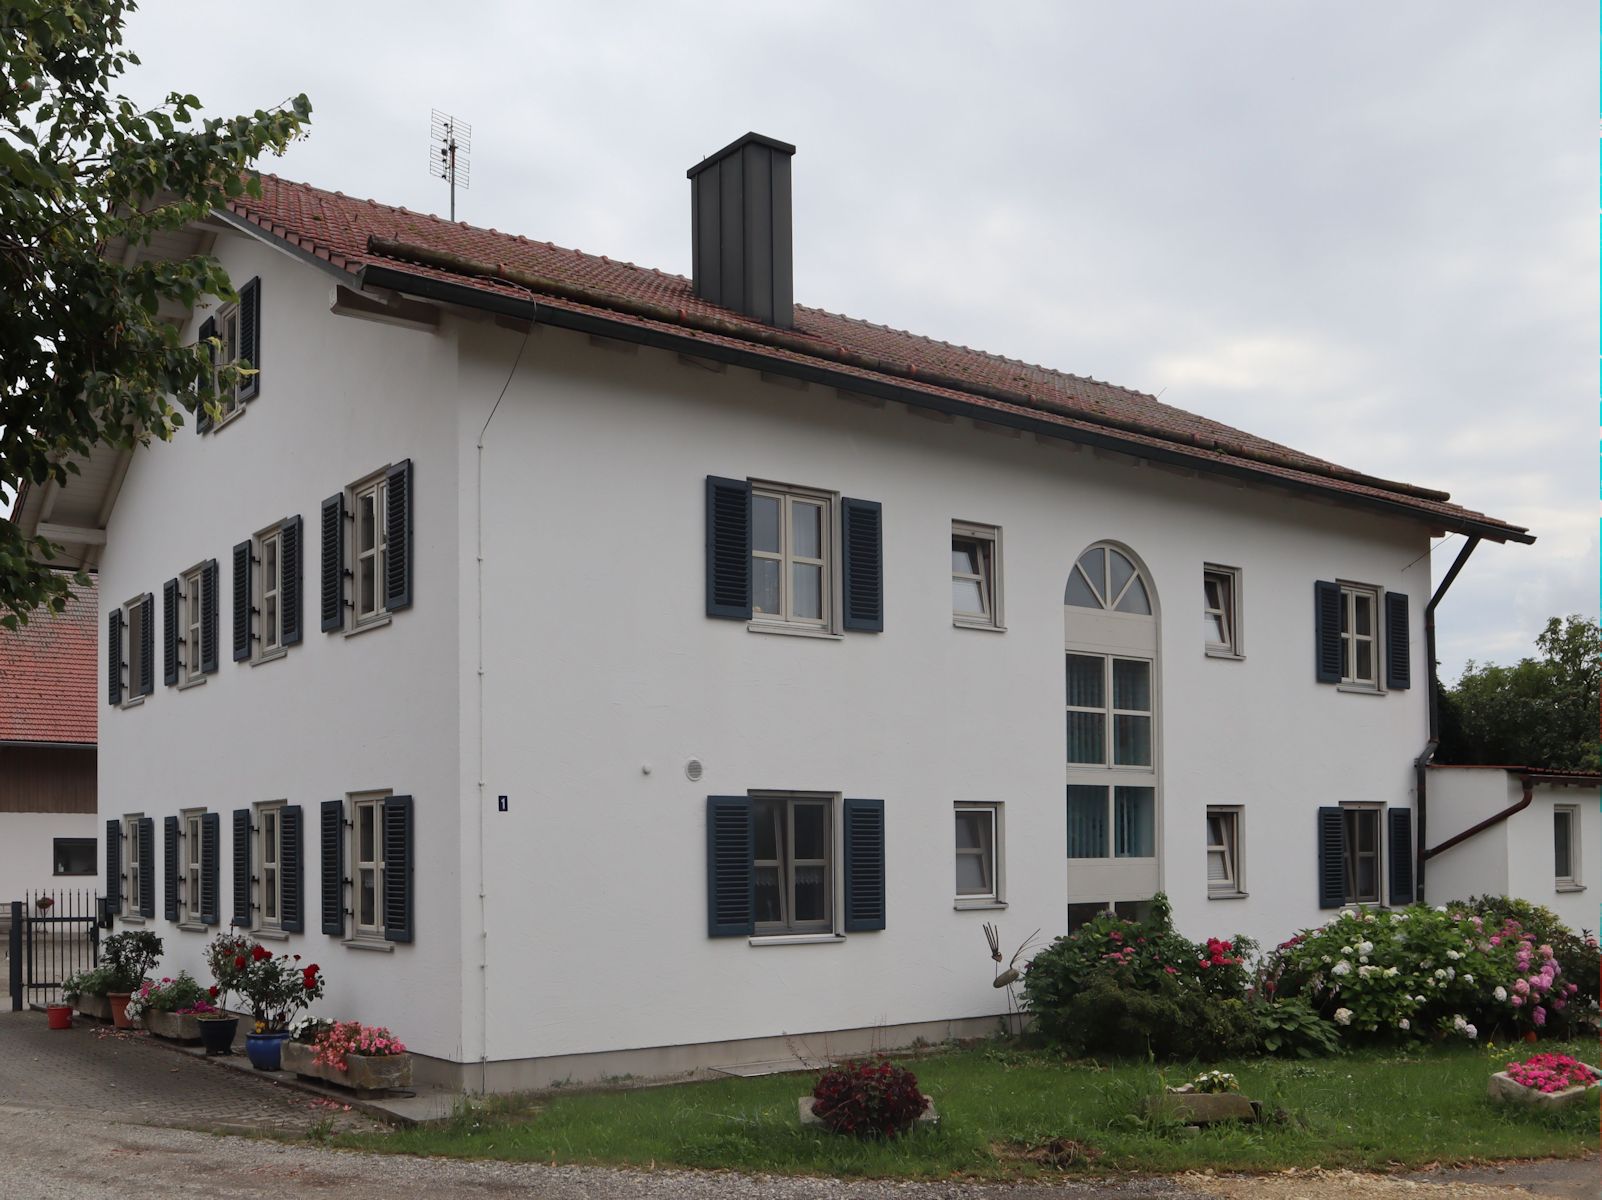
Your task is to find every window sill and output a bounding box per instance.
[953,619,1005,633]
[119,915,146,925]
[250,648,288,668]
[118,697,146,710]
[1336,684,1385,697]
[177,676,207,692]
[343,615,392,640]
[747,933,845,947]
[954,899,1008,911]
[1556,883,1586,894]
[1205,648,1244,662]
[254,928,289,941]
[1208,890,1249,901]
[206,405,247,434]
[746,621,841,641]
[342,938,394,953]
[176,921,207,933]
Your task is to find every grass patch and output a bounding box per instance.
[327,1038,1599,1179]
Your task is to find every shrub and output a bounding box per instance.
[1020,896,1258,1060]
[810,1059,929,1138]
[100,930,163,992]
[63,964,117,999]
[1254,995,1342,1058]
[234,946,325,1031]
[203,931,254,1008]
[1454,896,1600,1015]
[123,972,216,1021]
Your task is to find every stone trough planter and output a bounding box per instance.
[798,1096,940,1129]
[142,1010,203,1043]
[73,993,112,1022]
[1145,1089,1259,1126]
[280,1039,413,1095]
[1487,1066,1602,1111]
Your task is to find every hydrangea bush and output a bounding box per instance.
[1268,904,1582,1042]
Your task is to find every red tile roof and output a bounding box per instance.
[223,176,1531,544]
[0,576,97,745]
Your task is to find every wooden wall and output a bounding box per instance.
[0,745,96,813]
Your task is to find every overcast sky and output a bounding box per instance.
[113,1,1595,680]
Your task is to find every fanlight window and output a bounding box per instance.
[1065,546,1151,615]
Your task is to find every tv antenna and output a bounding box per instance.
[429,110,471,221]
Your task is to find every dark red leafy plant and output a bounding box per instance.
[810,1059,928,1138]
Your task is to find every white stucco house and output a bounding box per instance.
[14,133,1542,1089]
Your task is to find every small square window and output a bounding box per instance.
[952,523,1003,630]
[1339,584,1381,688]
[955,804,1002,902]
[1206,807,1243,896]
[1203,566,1241,656]
[53,838,96,876]
[1554,806,1579,888]
[751,485,833,629]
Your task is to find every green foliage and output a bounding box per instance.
[100,928,162,991]
[1020,895,1259,1060]
[1254,996,1342,1058]
[1452,895,1600,1013]
[62,963,116,997]
[0,0,310,626]
[1438,615,1601,772]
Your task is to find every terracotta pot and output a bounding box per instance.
[1524,1030,1540,1044]
[108,993,134,1028]
[46,1004,72,1030]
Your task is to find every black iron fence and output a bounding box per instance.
[7,889,100,1011]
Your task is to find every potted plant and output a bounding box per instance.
[197,932,252,1056]
[234,944,324,1070]
[1488,1052,1602,1110]
[63,965,116,1022]
[280,1014,336,1080]
[101,931,163,1028]
[125,972,218,1042]
[34,895,53,912]
[310,1020,412,1094]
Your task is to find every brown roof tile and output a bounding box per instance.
[0,577,97,745]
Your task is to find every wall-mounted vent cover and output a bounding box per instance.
[685,758,705,783]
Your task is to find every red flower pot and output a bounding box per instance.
[46,1004,72,1030]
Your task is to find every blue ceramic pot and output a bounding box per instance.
[244,1029,289,1071]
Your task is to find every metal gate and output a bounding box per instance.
[7,890,100,1011]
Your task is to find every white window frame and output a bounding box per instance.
[120,596,146,706]
[253,801,285,930]
[952,522,1004,631]
[181,809,204,924]
[1206,806,1244,897]
[751,792,835,936]
[178,564,205,685]
[1342,803,1384,905]
[351,474,390,627]
[1554,805,1580,889]
[1203,565,1242,658]
[351,792,388,939]
[749,482,834,632]
[1339,582,1381,690]
[253,526,285,659]
[122,814,142,917]
[1066,653,1154,770]
[954,803,1003,905]
[209,302,244,426]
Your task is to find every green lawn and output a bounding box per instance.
[328,1039,1599,1180]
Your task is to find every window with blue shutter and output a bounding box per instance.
[163,816,179,921]
[1316,807,1345,909]
[706,796,754,936]
[281,805,304,933]
[105,818,121,912]
[162,579,180,687]
[843,798,886,931]
[231,809,251,927]
[321,800,345,935]
[320,494,346,632]
[137,594,155,697]
[137,818,155,917]
[705,477,752,620]
[199,561,219,674]
[840,499,884,633]
[382,795,414,943]
[1314,581,1341,684]
[237,277,261,402]
[196,315,217,434]
[1384,593,1410,690]
[384,461,413,612]
[1388,808,1415,903]
[280,516,304,646]
[107,609,123,706]
[232,541,252,662]
[200,812,220,925]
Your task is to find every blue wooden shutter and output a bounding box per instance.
[1388,808,1415,904]
[706,795,753,936]
[840,498,884,633]
[137,594,155,696]
[163,816,179,921]
[705,477,752,620]
[320,494,345,632]
[137,817,155,917]
[843,798,886,931]
[232,541,252,662]
[1317,806,1345,909]
[1314,581,1342,684]
[199,561,219,674]
[105,818,122,912]
[237,277,261,401]
[384,460,413,612]
[196,316,217,433]
[107,609,123,705]
[382,795,414,943]
[1384,592,1410,690]
[280,515,303,646]
[162,579,180,686]
[200,812,219,925]
[321,800,345,935]
[281,805,304,933]
[231,808,251,927]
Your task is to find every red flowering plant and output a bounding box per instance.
[205,935,326,1032]
[312,1021,407,1073]
[810,1059,928,1138]
[1504,1052,1599,1094]
[202,932,254,1012]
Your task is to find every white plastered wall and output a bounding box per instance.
[0,812,98,902]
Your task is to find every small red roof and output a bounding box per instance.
[0,577,97,745]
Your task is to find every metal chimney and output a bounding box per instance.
[687,132,795,328]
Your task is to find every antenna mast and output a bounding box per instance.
[429,110,472,221]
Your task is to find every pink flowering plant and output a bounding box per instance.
[122,971,217,1022]
[1504,1053,1598,1094]
[311,1021,407,1073]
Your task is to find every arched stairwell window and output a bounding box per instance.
[1064,544,1161,931]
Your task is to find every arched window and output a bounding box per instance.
[1063,543,1160,929]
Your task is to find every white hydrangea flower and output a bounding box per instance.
[1321,954,1332,964]
[1433,968,1447,979]
[1445,967,1455,981]
[1446,950,1460,960]
[1340,946,1353,956]
[1382,966,1400,978]
[1493,986,1508,1002]
[1358,965,1375,978]
[1462,974,1473,984]
[1435,905,1447,913]
[1340,909,1356,919]
[1463,1023,1477,1039]
[1452,1014,1466,1030]
[1332,960,1352,977]
[1398,1018,1410,1031]
[1357,941,1374,956]
[1334,1008,1353,1026]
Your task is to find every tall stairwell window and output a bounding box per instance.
[1064,543,1160,923]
